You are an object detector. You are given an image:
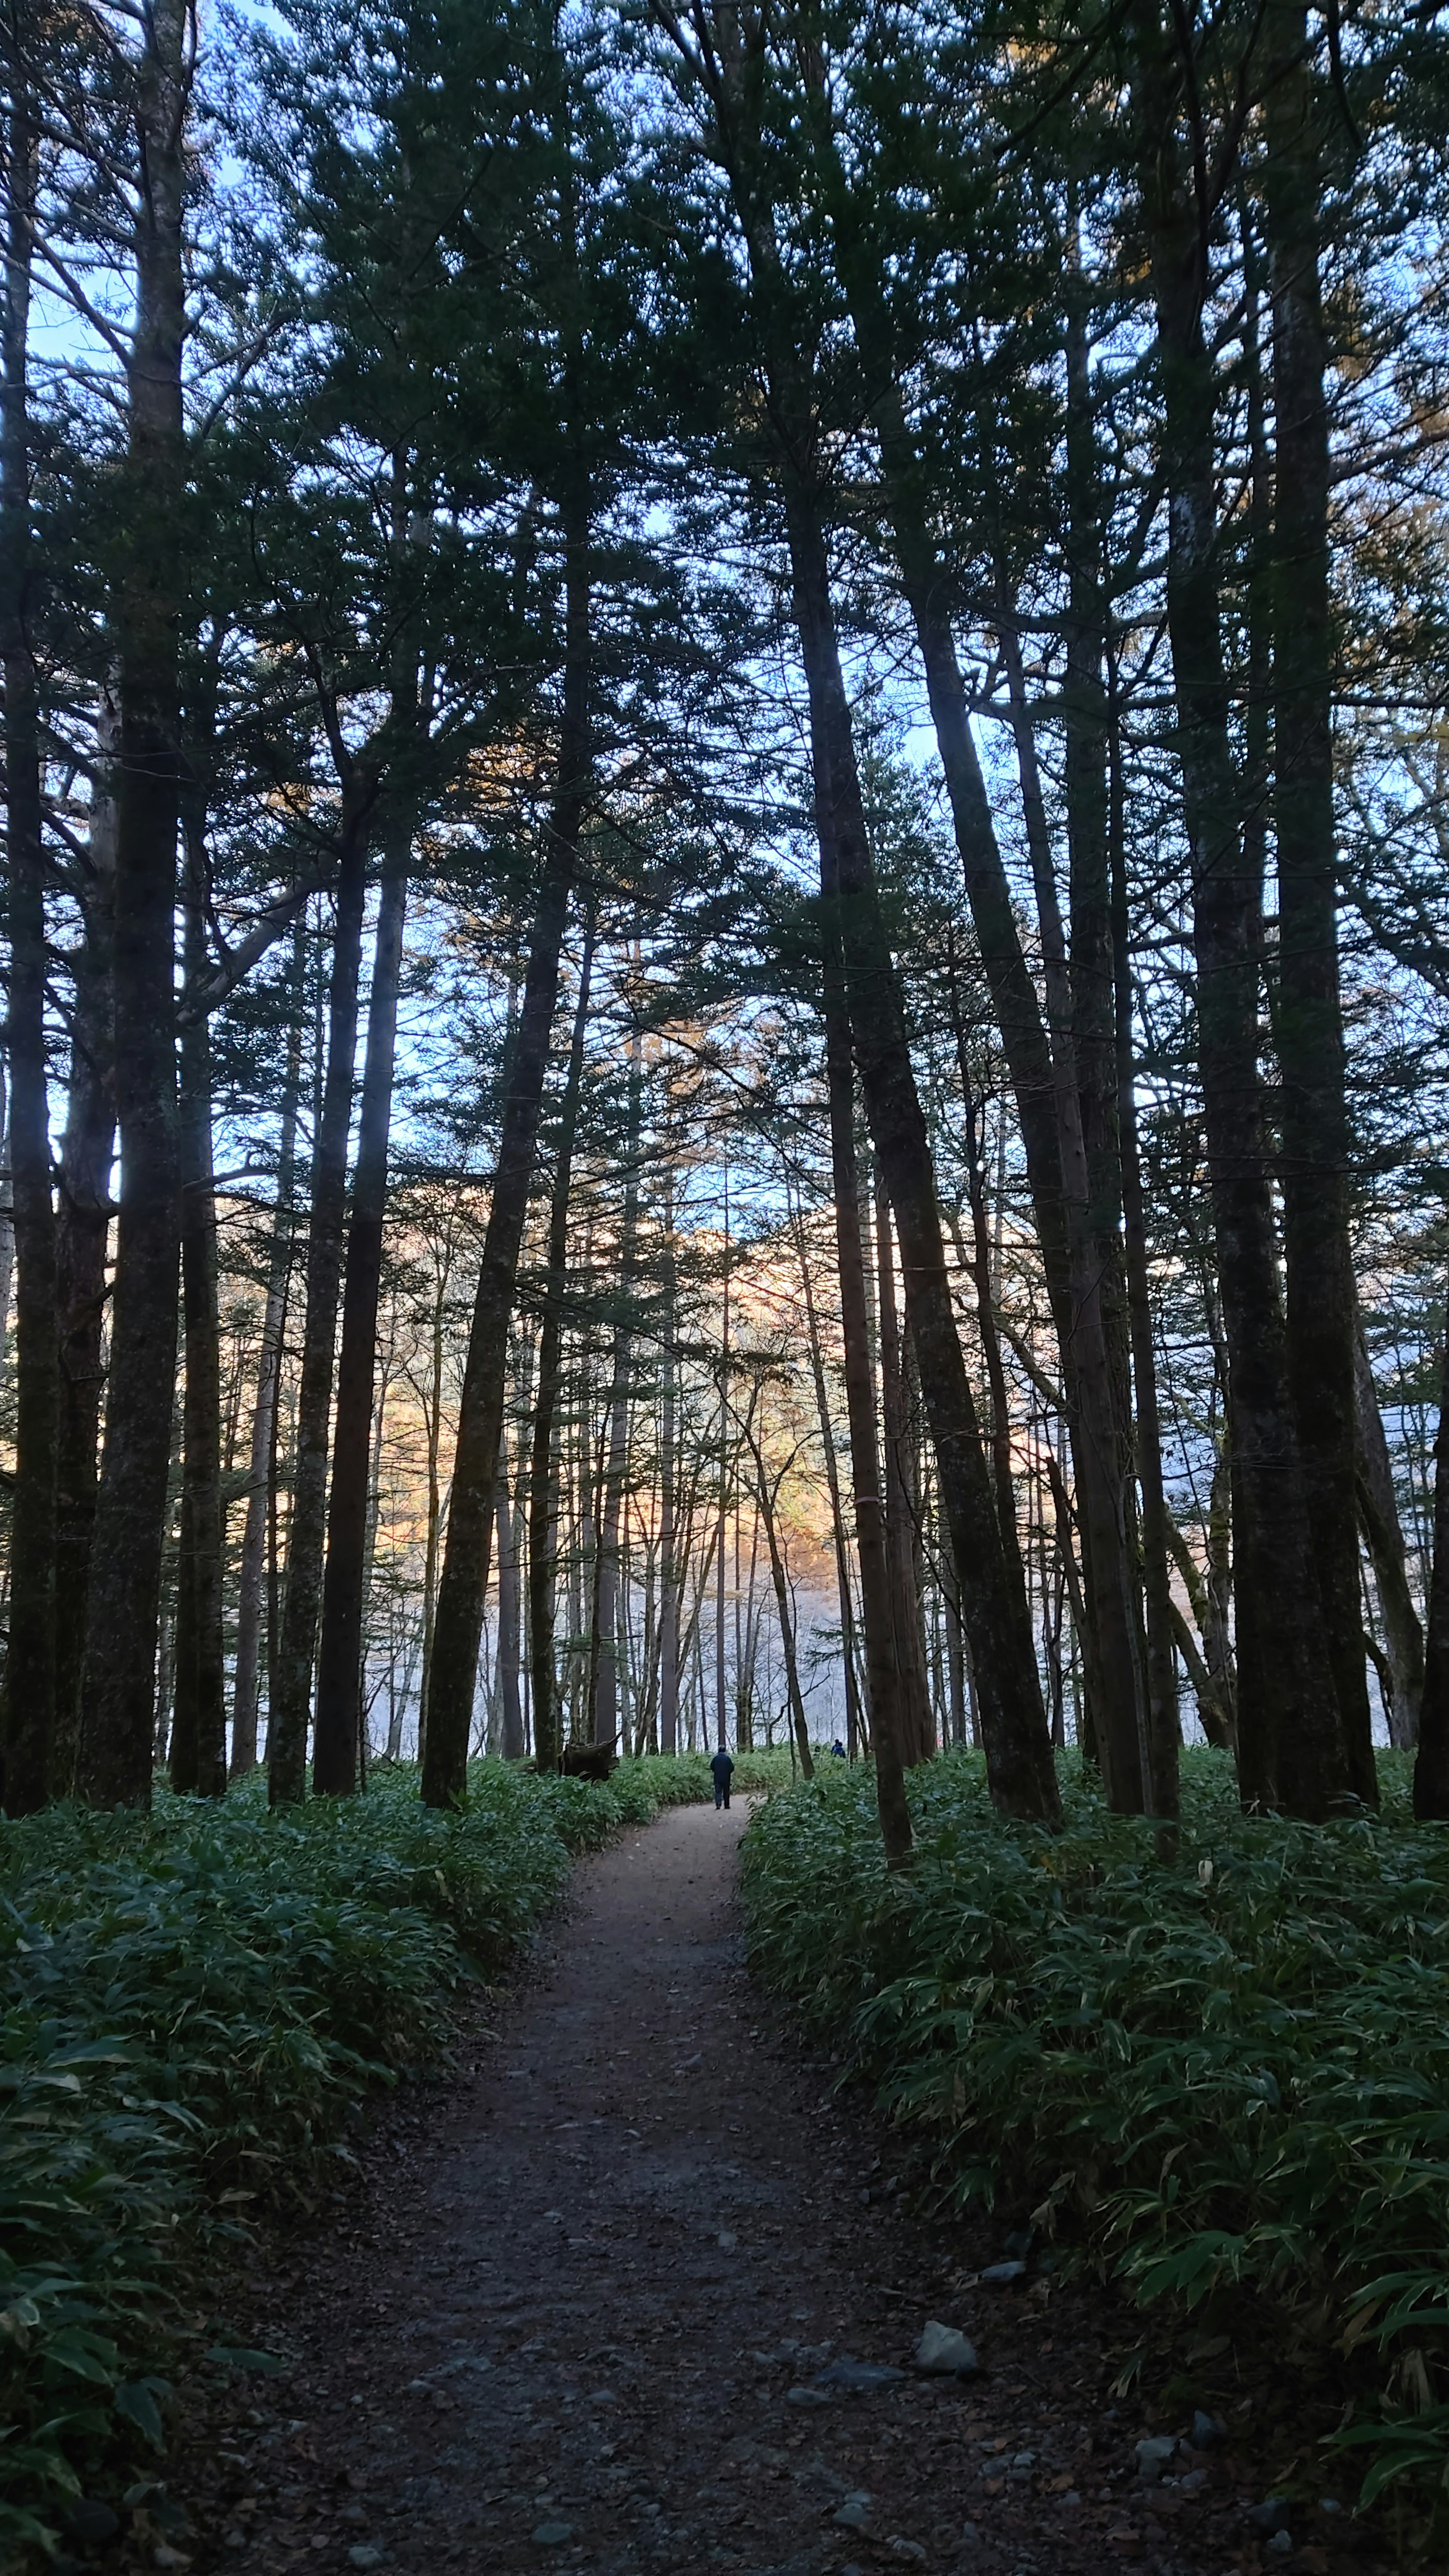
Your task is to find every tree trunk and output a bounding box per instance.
[1,51,57,1810]
[423,488,591,1807]
[874,1175,934,1765]
[573,1310,597,1748]
[658,1160,680,1756]
[54,747,118,1792]
[78,0,190,1809]
[786,481,1058,1824]
[1164,1511,1236,1749]
[687,20,1047,1821]
[268,788,372,1803]
[942,1530,968,1749]
[1110,694,1180,1820]
[822,952,914,1858]
[1128,0,1347,1816]
[231,922,305,1776]
[357,1330,395,1777]
[313,847,408,1793]
[0,1082,14,1381]
[526,902,595,1773]
[170,775,227,1798]
[715,1172,729,1754]
[1354,1315,1424,1748]
[790,1191,863,1758]
[1061,277,1151,1812]
[1261,4,1376,1807]
[862,346,1143,1802]
[945,952,1023,1572]
[740,1418,814,1781]
[414,1217,456,1759]
[494,1423,524,1756]
[593,1025,642,1748]
[1412,1292,1449,1818]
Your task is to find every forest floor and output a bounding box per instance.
[153,1802,1394,2576]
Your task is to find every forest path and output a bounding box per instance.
[186,1802,1353,2576]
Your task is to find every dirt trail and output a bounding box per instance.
[184,1804,1371,2576]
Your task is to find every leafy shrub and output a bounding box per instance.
[0,1756,714,2555]
[740,1749,1449,2519]
[608,1750,795,1811]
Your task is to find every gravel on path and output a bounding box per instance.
[171,1801,1379,2576]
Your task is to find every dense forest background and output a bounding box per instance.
[2,0,1447,1846]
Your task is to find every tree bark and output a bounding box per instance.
[526,902,595,1772]
[864,305,1142,1802]
[988,506,1147,1803]
[423,488,591,1807]
[414,1212,459,1759]
[715,1171,729,1755]
[0,1080,13,1383]
[494,1422,524,1756]
[1412,1292,1449,1818]
[658,1160,680,1756]
[1354,1315,1424,1749]
[313,847,408,1793]
[669,8,1048,1821]
[1129,0,1348,1816]
[170,771,227,1798]
[1,38,57,1810]
[268,788,372,1802]
[739,1411,814,1780]
[874,1175,934,1765]
[1261,2,1376,1806]
[78,0,190,1809]
[54,719,118,1793]
[945,954,1023,1574]
[790,1190,863,1759]
[1061,275,1152,1810]
[1164,1510,1236,1749]
[823,945,913,1858]
[787,483,1059,1824]
[592,1025,642,1748]
[1110,695,1180,1820]
[231,923,305,1775]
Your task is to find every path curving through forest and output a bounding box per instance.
[178,1807,1375,2576]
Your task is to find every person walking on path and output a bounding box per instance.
[710,1746,735,1810]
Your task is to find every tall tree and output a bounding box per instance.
[1126,0,1349,1816]
[312,830,409,1792]
[592,1021,643,1749]
[78,0,192,1809]
[230,924,306,1776]
[54,705,118,1790]
[874,1176,933,1766]
[1260,2,1376,1804]
[170,711,228,1798]
[0,5,57,1809]
[424,481,592,1805]
[527,903,596,1772]
[1413,1287,1449,1820]
[268,781,372,1804]
[822,968,912,1850]
[790,38,1149,1809]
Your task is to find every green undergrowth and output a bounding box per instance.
[741,1749,1449,2529]
[0,1753,725,2558]
[601,1747,796,1802]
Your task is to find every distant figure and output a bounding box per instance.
[710,1746,735,1810]
[831,1738,847,1759]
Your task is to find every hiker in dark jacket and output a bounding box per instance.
[709,1746,735,1810]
